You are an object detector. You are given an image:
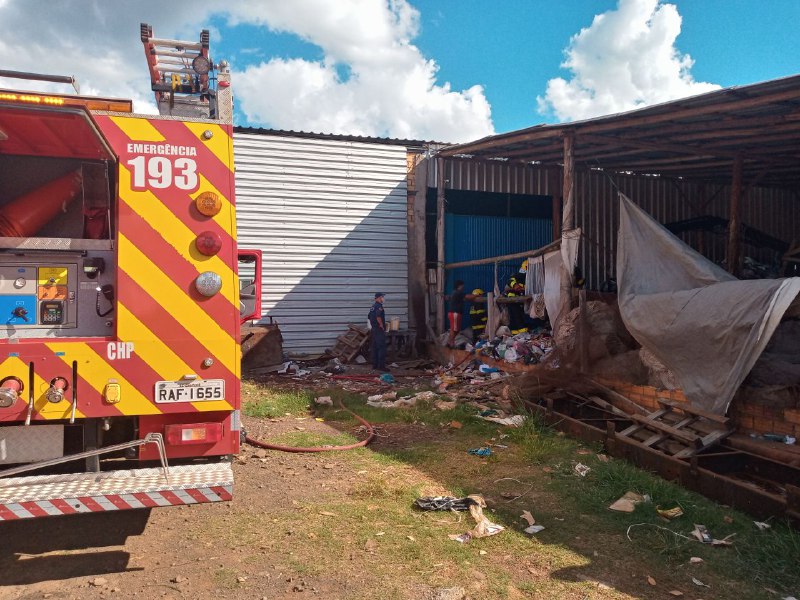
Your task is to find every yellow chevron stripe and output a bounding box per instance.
[116,303,231,412]
[110,116,166,142]
[117,165,238,309]
[0,357,86,420]
[117,233,238,375]
[45,342,160,416]
[182,122,233,173]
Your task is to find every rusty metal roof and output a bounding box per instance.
[439,74,800,188]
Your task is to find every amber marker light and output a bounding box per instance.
[195,191,222,217]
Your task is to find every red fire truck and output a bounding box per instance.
[0,25,254,520]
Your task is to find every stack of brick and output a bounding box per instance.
[596,377,799,439]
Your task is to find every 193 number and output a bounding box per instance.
[127,156,199,191]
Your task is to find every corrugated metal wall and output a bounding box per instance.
[445,214,553,305]
[234,132,409,354]
[434,158,798,289]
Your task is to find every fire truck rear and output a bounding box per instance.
[0,24,242,520]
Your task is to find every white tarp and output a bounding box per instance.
[617,194,800,414]
[525,228,581,335]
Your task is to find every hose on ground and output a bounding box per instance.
[244,398,375,453]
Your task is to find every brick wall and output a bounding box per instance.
[596,378,799,438]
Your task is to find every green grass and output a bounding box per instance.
[234,382,800,597]
[241,380,312,417]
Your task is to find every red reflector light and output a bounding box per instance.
[195,230,222,256]
[165,423,223,445]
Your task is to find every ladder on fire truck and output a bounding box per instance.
[140,23,232,122]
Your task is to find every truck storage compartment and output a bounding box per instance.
[0,102,117,338]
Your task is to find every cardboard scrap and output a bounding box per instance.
[608,491,644,513]
[520,511,536,526]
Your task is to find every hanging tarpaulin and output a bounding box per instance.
[616,193,800,414]
[541,227,581,335]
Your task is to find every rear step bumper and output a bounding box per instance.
[0,463,233,520]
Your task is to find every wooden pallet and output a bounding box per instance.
[329,324,369,362]
[618,398,733,458]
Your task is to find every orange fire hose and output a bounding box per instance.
[244,398,375,453]
[0,171,82,237]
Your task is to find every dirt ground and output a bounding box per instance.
[1,379,798,600]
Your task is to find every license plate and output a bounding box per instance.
[154,379,225,403]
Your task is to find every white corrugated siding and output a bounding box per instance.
[234,133,409,354]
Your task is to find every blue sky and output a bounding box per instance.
[1,1,798,141]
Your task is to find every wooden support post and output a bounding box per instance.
[550,167,562,241]
[562,133,575,232]
[436,157,446,334]
[727,154,744,276]
[408,154,428,341]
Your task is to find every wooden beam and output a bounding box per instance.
[562,133,575,231]
[435,157,446,334]
[550,167,562,240]
[408,154,428,340]
[727,154,744,276]
[444,239,561,269]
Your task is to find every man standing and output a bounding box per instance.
[368,292,388,371]
[446,280,479,348]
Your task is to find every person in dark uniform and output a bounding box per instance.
[368,292,388,371]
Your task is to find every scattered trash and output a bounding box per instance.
[520,510,535,526]
[754,521,772,531]
[608,491,645,513]
[354,355,367,364]
[692,524,713,543]
[691,524,735,546]
[379,373,395,384]
[657,505,684,520]
[450,421,463,429]
[323,358,346,374]
[573,463,591,477]
[647,575,657,586]
[468,447,492,457]
[751,433,797,445]
[319,511,336,517]
[668,591,684,597]
[478,364,499,374]
[434,399,458,411]
[415,496,474,512]
[447,495,505,543]
[414,391,438,402]
[689,557,704,564]
[723,515,734,524]
[431,587,466,600]
[691,577,710,588]
[314,396,333,406]
[524,525,545,534]
[596,453,610,462]
[480,414,526,427]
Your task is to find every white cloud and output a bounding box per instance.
[538,0,720,122]
[0,0,494,142]
[228,0,493,141]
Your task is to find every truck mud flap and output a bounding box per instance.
[0,463,232,520]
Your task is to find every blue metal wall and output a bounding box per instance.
[445,214,553,326]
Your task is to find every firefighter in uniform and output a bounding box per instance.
[469,288,488,341]
[505,259,528,334]
[368,292,388,371]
